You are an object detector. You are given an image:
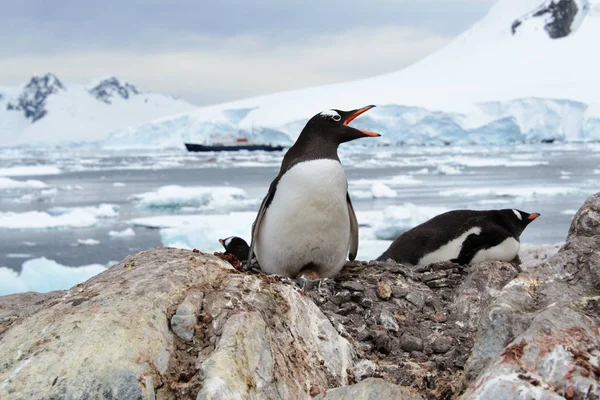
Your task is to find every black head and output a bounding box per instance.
[299,105,380,145]
[501,209,541,237]
[219,236,250,261]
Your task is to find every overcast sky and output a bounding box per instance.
[0,0,497,105]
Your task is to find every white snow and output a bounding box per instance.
[0,77,197,146]
[0,166,61,176]
[108,228,136,238]
[0,204,119,229]
[130,185,259,211]
[0,177,48,189]
[99,0,600,148]
[77,238,100,246]
[0,258,106,296]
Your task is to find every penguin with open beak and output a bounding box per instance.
[247,105,380,279]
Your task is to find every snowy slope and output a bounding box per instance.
[107,0,600,148]
[0,74,197,146]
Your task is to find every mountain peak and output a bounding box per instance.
[88,77,140,104]
[6,73,65,123]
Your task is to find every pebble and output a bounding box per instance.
[376,282,392,300]
[341,281,366,292]
[400,334,423,352]
[432,337,453,354]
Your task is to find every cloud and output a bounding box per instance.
[0,26,450,105]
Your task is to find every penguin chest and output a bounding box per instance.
[256,159,350,276]
[470,237,520,264]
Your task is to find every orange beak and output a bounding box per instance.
[344,105,380,137]
[528,213,541,220]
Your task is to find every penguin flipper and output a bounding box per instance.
[451,229,504,265]
[347,192,359,261]
[247,179,279,267]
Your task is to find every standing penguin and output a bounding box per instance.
[377,209,540,266]
[247,105,380,279]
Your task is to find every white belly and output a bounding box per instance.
[255,159,350,278]
[470,237,520,265]
[418,227,482,266]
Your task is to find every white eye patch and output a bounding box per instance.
[320,110,341,121]
[512,209,522,220]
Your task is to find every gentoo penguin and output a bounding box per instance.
[247,105,380,279]
[377,209,540,266]
[219,236,250,262]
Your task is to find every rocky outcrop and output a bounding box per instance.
[0,192,599,399]
[0,249,353,399]
[511,0,589,39]
[88,77,140,104]
[6,73,64,122]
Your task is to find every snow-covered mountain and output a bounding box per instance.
[107,0,600,148]
[0,74,196,146]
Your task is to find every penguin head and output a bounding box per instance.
[218,236,250,261]
[303,105,380,144]
[504,209,541,236]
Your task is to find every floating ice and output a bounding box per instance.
[0,177,48,190]
[77,238,100,246]
[370,183,397,199]
[351,175,422,186]
[0,166,62,176]
[109,228,136,238]
[0,258,106,296]
[440,186,582,200]
[594,168,600,175]
[113,182,126,187]
[435,164,462,175]
[14,188,57,203]
[0,204,119,229]
[357,203,448,241]
[132,212,255,253]
[560,209,578,215]
[131,185,259,212]
[6,253,33,258]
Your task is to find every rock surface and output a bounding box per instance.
[0,192,599,399]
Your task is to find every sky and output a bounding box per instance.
[0,0,497,106]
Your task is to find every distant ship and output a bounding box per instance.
[184,137,285,152]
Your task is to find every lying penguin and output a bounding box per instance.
[219,236,250,262]
[247,105,380,279]
[377,209,540,266]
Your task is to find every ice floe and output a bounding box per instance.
[0,204,119,229]
[132,212,256,253]
[130,185,259,212]
[109,228,136,238]
[0,258,107,296]
[440,186,583,200]
[0,166,62,176]
[76,238,100,246]
[0,177,48,190]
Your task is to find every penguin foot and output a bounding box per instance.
[296,269,321,280]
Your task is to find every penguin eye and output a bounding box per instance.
[332,114,341,122]
[320,110,341,121]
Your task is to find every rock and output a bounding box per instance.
[400,334,423,352]
[378,309,399,332]
[0,247,354,399]
[2,192,599,400]
[376,282,392,300]
[170,290,204,341]
[314,378,424,400]
[463,192,600,399]
[341,281,365,292]
[431,337,453,354]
